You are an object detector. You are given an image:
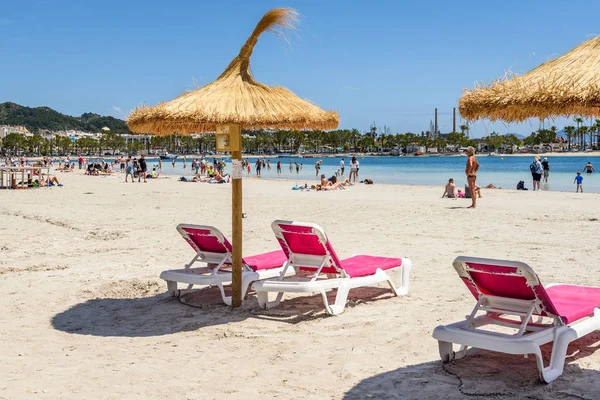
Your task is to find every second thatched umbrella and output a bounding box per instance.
[459,36,600,122]
[127,8,339,307]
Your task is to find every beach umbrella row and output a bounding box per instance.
[127,8,339,307]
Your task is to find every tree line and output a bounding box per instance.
[2,120,600,156]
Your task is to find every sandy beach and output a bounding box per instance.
[1,170,600,399]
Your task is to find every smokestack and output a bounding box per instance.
[453,107,456,133]
[434,108,438,136]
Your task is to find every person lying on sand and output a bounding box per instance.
[320,174,332,187]
[37,176,62,187]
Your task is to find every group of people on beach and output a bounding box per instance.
[530,156,595,192]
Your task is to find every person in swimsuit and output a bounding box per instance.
[442,178,457,198]
[583,162,594,174]
[574,171,584,192]
[465,146,480,208]
[255,159,262,176]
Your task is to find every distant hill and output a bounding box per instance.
[0,102,131,134]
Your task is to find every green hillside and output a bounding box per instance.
[0,102,132,134]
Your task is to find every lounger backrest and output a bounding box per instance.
[271,220,343,275]
[453,256,561,319]
[177,224,233,263]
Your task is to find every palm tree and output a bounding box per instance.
[594,119,600,149]
[574,117,584,148]
[577,125,588,149]
[564,126,575,151]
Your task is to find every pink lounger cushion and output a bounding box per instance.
[243,250,287,272]
[545,285,600,324]
[459,260,600,324]
[340,255,403,278]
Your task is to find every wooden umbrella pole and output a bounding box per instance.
[231,125,243,307]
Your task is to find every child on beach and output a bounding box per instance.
[441,178,457,198]
[574,171,584,192]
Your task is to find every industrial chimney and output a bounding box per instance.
[434,108,438,138]
[453,107,456,133]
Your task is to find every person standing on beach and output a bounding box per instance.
[295,162,300,174]
[125,156,134,183]
[574,171,584,192]
[158,158,162,170]
[530,156,543,191]
[171,157,176,168]
[340,158,345,175]
[583,161,595,174]
[276,161,281,174]
[465,146,480,208]
[138,155,147,183]
[78,155,84,170]
[349,156,359,183]
[315,160,322,176]
[255,158,262,176]
[183,155,187,169]
[541,157,550,183]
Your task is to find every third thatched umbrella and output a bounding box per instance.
[127,8,339,306]
[459,36,600,123]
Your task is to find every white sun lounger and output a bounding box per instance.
[251,220,412,315]
[432,256,600,383]
[160,224,290,305]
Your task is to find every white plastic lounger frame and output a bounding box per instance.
[160,224,288,306]
[432,256,600,383]
[252,220,412,315]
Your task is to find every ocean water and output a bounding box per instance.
[107,155,600,193]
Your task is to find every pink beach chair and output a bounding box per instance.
[251,220,412,315]
[159,224,291,305]
[432,256,600,383]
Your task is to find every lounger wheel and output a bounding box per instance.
[438,341,455,362]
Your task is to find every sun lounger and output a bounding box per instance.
[432,256,600,383]
[251,220,412,315]
[160,224,290,305]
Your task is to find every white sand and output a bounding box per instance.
[1,170,599,399]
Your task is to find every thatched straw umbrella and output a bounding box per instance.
[459,36,600,122]
[127,8,339,307]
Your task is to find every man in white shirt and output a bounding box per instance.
[340,158,345,175]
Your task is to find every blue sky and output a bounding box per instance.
[1,0,598,137]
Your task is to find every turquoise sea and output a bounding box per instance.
[111,155,600,192]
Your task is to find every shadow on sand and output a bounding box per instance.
[345,333,600,400]
[52,280,396,337]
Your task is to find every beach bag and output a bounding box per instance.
[464,184,472,198]
[529,162,536,173]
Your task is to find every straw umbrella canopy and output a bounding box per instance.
[127,8,339,133]
[459,36,600,122]
[126,8,339,307]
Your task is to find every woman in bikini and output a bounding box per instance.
[465,146,481,208]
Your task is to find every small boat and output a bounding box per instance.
[159,153,177,160]
[414,151,423,156]
[302,155,314,158]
